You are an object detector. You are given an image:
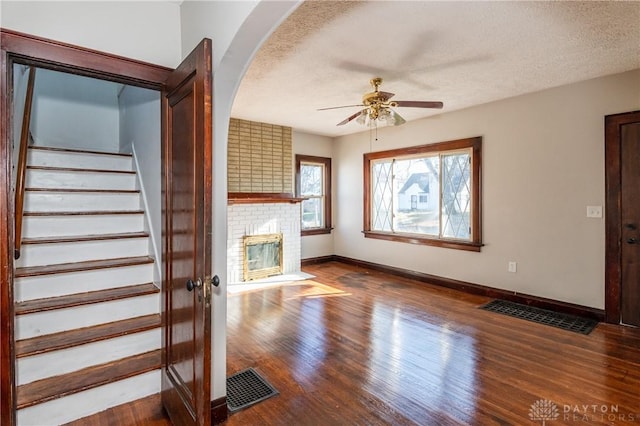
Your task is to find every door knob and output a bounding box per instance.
[186,278,202,291]
[212,275,220,287]
[627,238,637,244]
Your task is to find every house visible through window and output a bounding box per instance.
[364,137,482,251]
[296,155,332,236]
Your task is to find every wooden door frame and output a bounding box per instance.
[0,29,172,425]
[604,110,640,324]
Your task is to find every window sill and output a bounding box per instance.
[363,230,482,252]
[302,227,333,236]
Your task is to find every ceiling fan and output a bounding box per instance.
[319,77,443,127]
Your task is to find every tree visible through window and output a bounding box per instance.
[364,137,482,251]
[296,155,332,235]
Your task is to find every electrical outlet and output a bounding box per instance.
[586,205,602,218]
[508,261,517,273]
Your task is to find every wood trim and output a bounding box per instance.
[362,136,482,251]
[1,29,173,425]
[24,210,144,216]
[210,396,228,425]
[363,230,482,252]
[15,282,159,315]
[14,67,35,259]
[228,192,305,204]
[16,314,160,358]
[21,231,149,245]
[26,188,140,193]
[301,227,333,236]
[28,145,132,157]
[604,110,640,324]
[301,255,335,266]
[0,29,171,88]
[15,256,155,278]
[26,165,136,174]
[17,349,161,409]
[0,29,16,426]
[331,255,605,321]
[295,154,332,236]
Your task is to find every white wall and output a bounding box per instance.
[31,69,120,152]
[180,0,259,71]
[118,86,162,285]
[334,69,640,310]
[0,1,182,68]
[293,130,334,259]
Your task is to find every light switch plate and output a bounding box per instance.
[586,206,602,218]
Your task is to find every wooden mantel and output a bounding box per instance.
[227,192,305,205]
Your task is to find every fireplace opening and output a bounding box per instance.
[243,233,283,281]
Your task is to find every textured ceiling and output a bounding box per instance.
[231,1,640,137]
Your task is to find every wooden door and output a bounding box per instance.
[620,120,640,326]
[605,110,640,326]
[161,39,213,425]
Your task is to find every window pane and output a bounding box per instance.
[300,164,322,196]
[393,156,439,235]
[301,197,323,229]
[372,161,393,231]
[441,152,471,240]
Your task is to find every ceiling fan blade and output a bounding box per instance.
[318,104,365,111]
[390,110,406,126]
[394,101,443,109]
[337,110,365,126]
[378,91,395,101]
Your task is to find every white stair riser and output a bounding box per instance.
[17,329,160,386]
[16,293,159,340]
[24,191,140,212]
[28,149,133,171]
[15,264,154,302]
[17,237,149,268]
[22,214,144,238]
[16,369,160,426]
[26,169,136,190]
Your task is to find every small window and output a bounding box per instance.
[296,155,332,236]
[364,137,482,251]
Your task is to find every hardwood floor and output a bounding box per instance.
[73,261,640,425]
[226,262,640,425]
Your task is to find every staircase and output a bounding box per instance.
[14,146,161,425]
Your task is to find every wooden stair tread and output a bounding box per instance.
[15,256,154,278]
[27,165,135,174]
[29,145,132,157]
[15,283,159,315]
[24,210,144,216]
[22,232,149,245]
[26,188,140,193]
[17,349,160,409]
[16,314,161,358]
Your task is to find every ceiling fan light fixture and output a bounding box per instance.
[323,78,443,128]
[378,108,395,125]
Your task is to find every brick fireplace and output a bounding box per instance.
[227,200,301,283]
[227,118,303,283]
